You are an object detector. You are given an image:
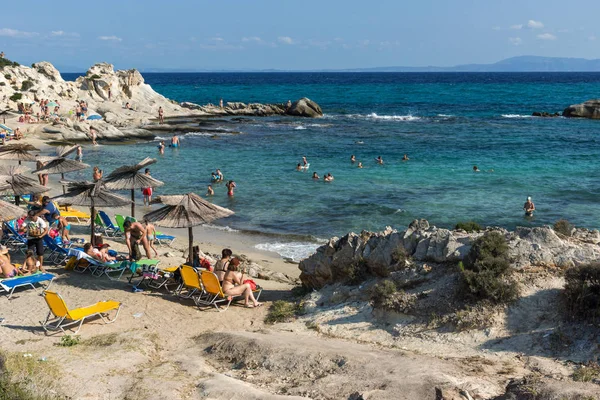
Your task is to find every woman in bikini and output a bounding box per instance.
[214,248,232,282]
[226,180,236,196]
[221,258,262,308]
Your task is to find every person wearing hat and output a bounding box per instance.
[20,210,48,272]
[0,245,21,278]
[523,196,535,217]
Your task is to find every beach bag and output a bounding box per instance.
[243,279,258,291]
[64,256,77,271]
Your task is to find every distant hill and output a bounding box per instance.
[344,56,600,72]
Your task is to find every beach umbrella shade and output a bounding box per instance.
[52,180,132,244]
[0,198,26,222]
[0,143,41,165]
[0,165,50,205]
[46,102,59,108]
[87,115,102,120]
[104,157,164,218]
[32,157,90,194]
[143,193,234,263]
[0,123,13,133]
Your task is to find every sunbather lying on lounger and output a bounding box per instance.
[83,243,103,261]
[0,245,21,278]
[98,244,116,263]
[221,258,262,308]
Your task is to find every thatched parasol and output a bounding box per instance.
[0,199,26,222]
[32,157,89,194]
[0,165,50,205]
[52,180,132,244]
[0,143,41,165]
[104,157,164,218]
[143,193,234,262]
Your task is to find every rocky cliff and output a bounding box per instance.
[299,219,600,288]
[562,99,600,119]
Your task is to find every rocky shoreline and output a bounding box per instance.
[0,61,322,143]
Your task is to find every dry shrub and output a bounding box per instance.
[553,219,574,237]
[370,280,415,313]
[564,262,600,321]
[455,221,482,232]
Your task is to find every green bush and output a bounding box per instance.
[458,232,518,304]
[553,219,574,237]
[0,58,19,69]
[564,262,600,321]
[264,300,298,324]
[57,335,80,347]
[0,82,5,86]
[455,221,482,232]
[9,93,22,102]
[336,257,370,285]
[3,74,11,79]
[370,279,398,310]
[20,80,34,91]
[572,361,600,383]
[89,74,101,80]
[391,246,408,266]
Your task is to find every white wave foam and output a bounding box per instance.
[153,136,168,141]
[295,126,307,130]
[367,113,420,121]
[501,114,532,119]
[255,241,320,262]
[437,114,454,117]
[202,223,239,233]
[394,209,406,214]
[184,131,232,137]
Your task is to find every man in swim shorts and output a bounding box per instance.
[123,220,152,260]
[523,196,535,217]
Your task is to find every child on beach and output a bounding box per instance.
[207,185,214,196]
[144,221,159,257]
[21,250,40,275]
[142,168,153,206]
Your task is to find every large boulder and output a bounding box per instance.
[563,99,600,119]
[287,97,323,118]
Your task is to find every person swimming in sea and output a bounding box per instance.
[350,155,356,163]
[207,185,214,196]
[226,180,236,196]
[473,165,480,172]
[324,173,334,182]
[296,163,303,171]
[312,172,319,180]
[158,141,165,154]
[357,162,363,169]
[302,156,308,166]
[376,156,384,165]
[216,169,224,181]
[170,135,180,148]
[523,196,535,216]
[402,154,409,161]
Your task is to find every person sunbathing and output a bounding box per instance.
[83,242,103,261]
[221,258,262,308]
[20,250,40,275]
[0,245,20,278]
[98,244,116,263]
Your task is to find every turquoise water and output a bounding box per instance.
[63,73,600,259]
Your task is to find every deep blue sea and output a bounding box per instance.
[63,72,600,259]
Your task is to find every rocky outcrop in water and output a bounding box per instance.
[562,99,600,119]
[181,96,323,118]
[299,219,600,288]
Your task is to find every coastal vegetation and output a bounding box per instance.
[458,231,519,304]
[20,80,34,91]
[554,219,575,237]
[0,351,62,400]
[455,221,482,232]
[564,262,600,321]
[9,93,22,102]
[0,58,19,69]
[264,300,299,324]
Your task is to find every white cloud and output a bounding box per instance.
[510,24,523,30]
[278,36,294,45]
[492,26,501,31]
[589,35,597,41]
[528,20,544,29]
[51,30,65,36]
[210,37,224,42]
[509,37,523,46]
[51,30,79,37]
[358,39,370,47]
[0,28,38,38]
[537,33,556,40]
[242,36,263,43]
[98,35,122,42]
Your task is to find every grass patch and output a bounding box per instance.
[0,351,64,399]
[449,303,497,331]
[370,279,416,313]
[81,333,121,347]
[564,262,600,321]
[264,300,298,324]
[553,219,574,237]
[56,335,79,347]
[9,93,22,102]
[458,231,519,305]
[572,361,600,383]
[455,221,482,232]
[88,74,101,80]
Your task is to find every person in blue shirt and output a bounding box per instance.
[35,196,60,226]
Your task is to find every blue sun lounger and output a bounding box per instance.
[0,272,55,299]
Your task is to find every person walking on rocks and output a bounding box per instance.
[158,106,164,124]
[89,127,98,145]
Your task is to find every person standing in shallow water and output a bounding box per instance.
[523,196,535,216]
[226,180,236,196]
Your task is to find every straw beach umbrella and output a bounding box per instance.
[52,180,132,244]
[104,157,164,218]
[0,198,26,222]
[32,146,89,194]
[143,193,234,262]
[0,165,49,205]
[0,143,40,165]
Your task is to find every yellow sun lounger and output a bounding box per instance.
[60,208,91,223]
[176,265,206,303]
[198,270,262,312]
[40,291,121,335]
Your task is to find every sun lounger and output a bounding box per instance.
[2,221,28,252]
[98,211,122,237]
[197,270,262,312]
[43,235,72,265]
[60,208,91,224]
[154,234,176,246]
[40,291,121,335]
[67,248,121,278]
[176,265,206,303]
[0,272,54,299]
[126,259,161,285]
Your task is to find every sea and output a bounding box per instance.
[63,72,600,261]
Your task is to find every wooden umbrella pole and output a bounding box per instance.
[188,226,193,266]
[90,206,96,245]
[61,173,65,194]
[131,189,135,218]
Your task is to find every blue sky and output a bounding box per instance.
[0,0,599,71]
